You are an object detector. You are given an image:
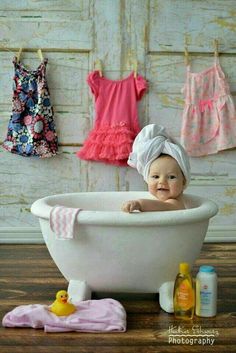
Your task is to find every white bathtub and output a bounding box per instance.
[31,192,218,312]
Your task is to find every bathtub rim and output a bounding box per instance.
[31,192,218,226]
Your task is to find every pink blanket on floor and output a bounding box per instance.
[2,299,126,333]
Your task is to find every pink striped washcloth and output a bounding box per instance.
[50,206,82,239]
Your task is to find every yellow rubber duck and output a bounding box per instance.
[50,290,76,316]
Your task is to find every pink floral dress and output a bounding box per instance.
[181,57,236,156]
[77,71,147,166]
[2,57,58,158]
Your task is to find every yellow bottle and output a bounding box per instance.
[173,262,195,320]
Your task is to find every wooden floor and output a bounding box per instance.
[0,243,236,353]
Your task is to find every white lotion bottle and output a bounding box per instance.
[195,265,217,317]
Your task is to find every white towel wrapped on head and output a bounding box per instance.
[128,124,191,185]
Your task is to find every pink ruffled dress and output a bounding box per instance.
[181,57,236,156]
[76,71,147,166]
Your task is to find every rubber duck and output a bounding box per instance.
[50,290,76,316]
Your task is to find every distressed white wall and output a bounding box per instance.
[0,0,236,242]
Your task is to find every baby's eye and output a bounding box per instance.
[169,175,176,179]
[152,175,159,179]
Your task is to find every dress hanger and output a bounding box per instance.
[94,59,103,77]
[214,39,219,57]
[132,58,138,79]
[37,49,44,62]
[184,46,190,66]
[184,34,190,66]
[16,47,23,63]
[16,48,44,63]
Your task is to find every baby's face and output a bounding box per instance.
[147,155,185,202]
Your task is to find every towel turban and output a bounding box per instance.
[128,124,191,185]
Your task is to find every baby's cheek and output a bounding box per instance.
[172,182,184,194]
[148,186,156,197]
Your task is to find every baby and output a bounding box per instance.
[122,124,191,212]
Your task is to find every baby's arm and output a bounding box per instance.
[122,198,185,213]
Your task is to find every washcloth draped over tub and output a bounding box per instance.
[2,299,127,333]
[50,206,82,239]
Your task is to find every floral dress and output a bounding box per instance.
[2,57,58,157]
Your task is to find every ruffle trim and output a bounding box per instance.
[185,140,236,157]
[2,140,58,158]
[76,125,138,166]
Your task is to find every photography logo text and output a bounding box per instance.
[168,324,219,346]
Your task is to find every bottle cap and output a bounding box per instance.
[179,262,189,274]
[199,265,215,273]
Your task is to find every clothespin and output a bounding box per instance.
[184,35,190,66]
[184,46,190,66]
[214,39,219,57]
[37,49,44,62]
[133,58,138,79]
[17,47,23,63]
[94,59,103,77]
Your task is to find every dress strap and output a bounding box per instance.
[12,56,18,65]
[186,64,191,76]
[214,55,225,79]
[181,64,190,96]
[42,58,48,66]
[214,55,220,66]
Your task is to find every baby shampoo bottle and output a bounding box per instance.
[173,262,195,320]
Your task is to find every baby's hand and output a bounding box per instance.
[121,200,141,213]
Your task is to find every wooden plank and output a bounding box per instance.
[149,0,236,53]
[0,346,234,353]
[0,19,92,51]
[0,328,235,346]
[0,146,86,227]
[0,0,90,15]
[94,0,124,71]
